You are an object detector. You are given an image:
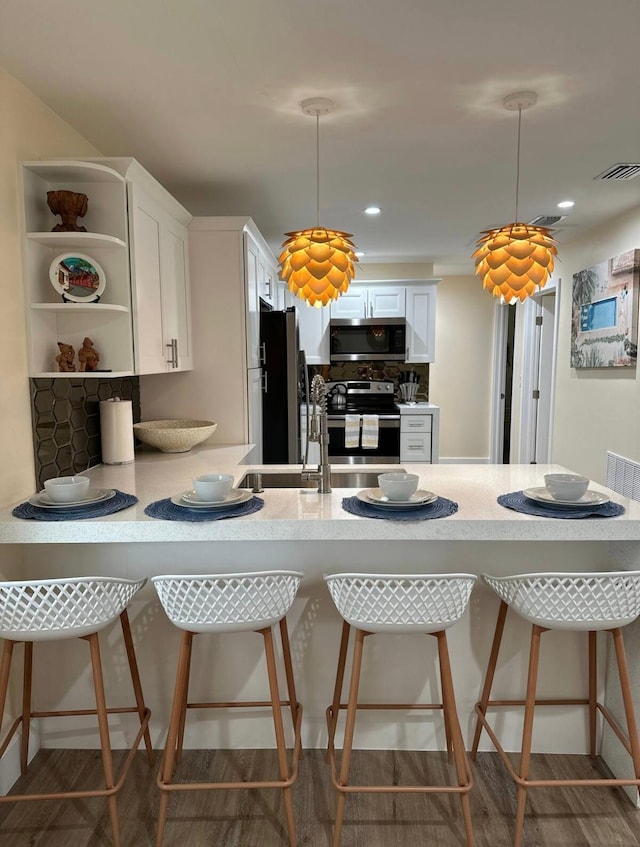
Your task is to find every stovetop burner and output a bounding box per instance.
[326,379,398,414]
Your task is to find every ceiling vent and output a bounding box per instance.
[528,215,566,227]
[595,163,640,181]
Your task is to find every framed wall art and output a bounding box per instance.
[570,248,639,368]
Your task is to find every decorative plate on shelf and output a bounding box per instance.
[49,252,106,303]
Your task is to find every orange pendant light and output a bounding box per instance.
[279,99,358,308]
[473,92,558,303]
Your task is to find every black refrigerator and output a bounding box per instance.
[260,308,307,463]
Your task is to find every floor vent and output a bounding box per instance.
[529,215,566,227]
[606,451,640,501]
[595,163,640,181]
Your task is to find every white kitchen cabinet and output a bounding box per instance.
[300,408,320,465]
[127,175,192,373]
[330,285,405,319]
[245,233,261,369]
[405,283,437,363]
[248,367,264,462]
[399,403,440,463]
[20,158,192,377]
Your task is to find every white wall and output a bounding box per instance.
[0,67,100,510]
[429,275,495,461]
[551,204,640,484]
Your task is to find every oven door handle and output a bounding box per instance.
[327,418,400,428]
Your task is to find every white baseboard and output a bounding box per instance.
[439,457,490,464]
[0,722,40,795]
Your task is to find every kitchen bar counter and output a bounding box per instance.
[0,442,639,543]
[1,443,639,794]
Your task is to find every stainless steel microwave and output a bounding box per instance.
[329,317,407,362]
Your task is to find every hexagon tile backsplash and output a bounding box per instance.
[30,377,141,488]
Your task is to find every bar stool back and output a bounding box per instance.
[152,570,303,847]
[0,576,153,847]
[325,572,477,847]
[472,570,640,847]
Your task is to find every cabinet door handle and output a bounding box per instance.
[363,302,367,318]
[260,342,266,365]
[166,338,178,368]
[262,372,268,393]
[406,346,409,359]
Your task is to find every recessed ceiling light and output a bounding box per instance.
[364,206,381,215]
[557,200,575,209]
[355,251,366,257]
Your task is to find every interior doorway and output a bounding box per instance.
[489,278,559,464]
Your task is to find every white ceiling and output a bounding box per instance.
[2,0,640,273]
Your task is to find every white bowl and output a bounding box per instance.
[193,473,234,502]
[544,473,589,501]
[43,475,90,503]
[133,419,217,453]
[378,472,419,501]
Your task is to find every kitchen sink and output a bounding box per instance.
[238,470,406,490]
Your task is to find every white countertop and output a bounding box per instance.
[1,443,638,544]
[397,402,440,413]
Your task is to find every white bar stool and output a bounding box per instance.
[0,576,152,847]
[324,572,477,847]
[471,570,640,847]
[152,570,303,847]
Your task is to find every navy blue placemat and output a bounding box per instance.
[342,495,458,521]
[12,490,138,521]
[498,491,625,519]
[145,496,264,522]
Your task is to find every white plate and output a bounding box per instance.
[29,488,115,509]
[357,488,437,510]
[522,487,609,508]
[172,489,252,510]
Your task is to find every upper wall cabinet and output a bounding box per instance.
[330,285,405,319]
[405,282,438,363]
[20,158,192,377]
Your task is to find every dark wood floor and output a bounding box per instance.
[1,749,639,846]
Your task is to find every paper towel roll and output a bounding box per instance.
[100,398,134,464]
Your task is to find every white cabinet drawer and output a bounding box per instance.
[400,414,432,433]
[400,433,431,462]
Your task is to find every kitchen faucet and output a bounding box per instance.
[301,374,332,493]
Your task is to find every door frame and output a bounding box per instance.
[519,278,560,464]
[490,278,560,464]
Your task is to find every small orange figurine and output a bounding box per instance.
[78,337,100,372]
[55,342,76,373]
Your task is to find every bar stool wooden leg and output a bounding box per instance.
[471,599,508,759]
[328,621,351,751]
[610,627,640,779]
[156,630,193,847]
[119,609,154,765]
[333,627,366,847]
[279,617,301,737]
[0,640,15,755]
[175,629,193,764]
[514,625,544,847]
[588,631,597,758]
[88,632,121,847]
[436,631,474,847]
[262,626,297,847]
[20,642,33,775]
[436,635,454,765]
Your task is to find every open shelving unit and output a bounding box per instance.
[21,160,135,377]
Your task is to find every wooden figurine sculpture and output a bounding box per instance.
[78,337,100,372]
[47,190,89,232]
[55,342,76,372]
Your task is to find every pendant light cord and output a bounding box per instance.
[514,107,522,223]
[315,112,320,229]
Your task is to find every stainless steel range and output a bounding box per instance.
[325,379,400,464]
